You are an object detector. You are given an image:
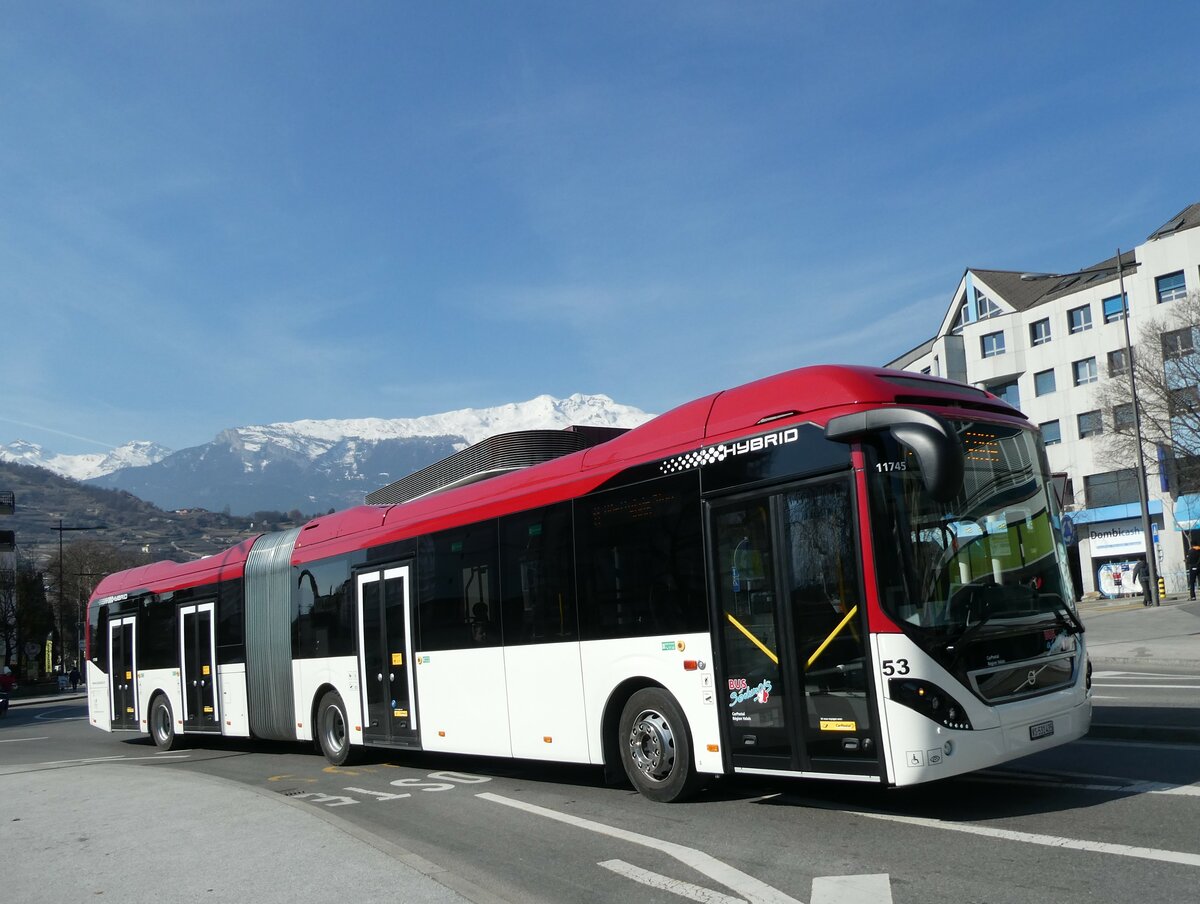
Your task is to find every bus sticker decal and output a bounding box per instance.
[729,678,772,707]
[659,427,801,475]
[819,719,857,732]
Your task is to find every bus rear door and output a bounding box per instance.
[356,563,420,748]
[709,475,882,779]
[180,602,220,733]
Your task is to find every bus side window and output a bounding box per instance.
[499,503,577,645]
[575,473,706,641]
[418,523,501,650]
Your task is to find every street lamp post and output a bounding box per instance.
[1021,250,1160,605]
[52,520,107,679]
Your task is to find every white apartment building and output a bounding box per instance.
[887,203,1200,599]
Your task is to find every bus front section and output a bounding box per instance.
[840,410,1091,785]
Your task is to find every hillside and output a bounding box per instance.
[0,460,304,566]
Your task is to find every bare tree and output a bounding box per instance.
[1095,291,1200,498]
[46,539,150,670]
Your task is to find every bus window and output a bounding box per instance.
[417,522,501,650]
[576,473,706,641]
[500,503,577,644]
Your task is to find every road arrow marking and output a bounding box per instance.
[479,791,799,904]
[599,859,746,904]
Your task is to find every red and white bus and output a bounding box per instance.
[86,365,1091,801]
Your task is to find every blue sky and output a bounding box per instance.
[3,2,1200,455]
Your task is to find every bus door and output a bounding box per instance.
[356,563,419,747]
[709,475,881,777]
[179,602,220,732]
[108,615,138,730]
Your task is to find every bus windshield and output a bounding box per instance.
[866,420,1080,677]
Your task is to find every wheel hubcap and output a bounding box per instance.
[325,706,346,753]
[627,709,675,782]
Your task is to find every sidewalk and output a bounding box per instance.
[2,763,488,904]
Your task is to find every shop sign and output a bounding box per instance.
[1088,519,1146,556]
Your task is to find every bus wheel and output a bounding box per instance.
[149,695,179,751]
[316,691,358,766]
[618,688,699,802]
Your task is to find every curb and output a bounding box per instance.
[6,692,87,707]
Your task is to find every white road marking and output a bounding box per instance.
[344,786,412,801]
[0,736,49,743]
[291,791,358,807]
[600,859,747,904]
[479,792,800,904]
[854,810,1200,867]
[810,874,893,904]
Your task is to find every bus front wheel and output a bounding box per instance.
[149,694,180,751]
[618,688,699,802]
[316,691,358,766]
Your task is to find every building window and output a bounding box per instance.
[1030,318,1052,346]
[1067,305,1093,334]
[1163,327,1196,359]
[981,331,1005,358]
[1077,410,1103,438]
[1084,469,1140,507]
[1102,294,1127,323]
[1113,402,1135,431]
[1040,420,1061,446]
[1034,369,1056,396]
[920,366,931,375]
[1156,271,1186,304]
[1169,385,1199,416]
[952,293,971,332]
[990,378,1020,409]
[1072,357,1098,385]
[976,290,1001,320]
[1107,347,1133,377]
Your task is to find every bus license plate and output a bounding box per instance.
[1029,720,1054,741]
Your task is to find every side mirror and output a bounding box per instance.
[825,408,964,503]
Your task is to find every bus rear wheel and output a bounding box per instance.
[149,694,180,751]
[316,691,359,766]
[618,687,699,802]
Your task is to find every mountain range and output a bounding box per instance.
[1,394,653,516]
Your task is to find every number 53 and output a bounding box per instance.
[881,658,910,676]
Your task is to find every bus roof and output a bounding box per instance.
[90,365,1016,600]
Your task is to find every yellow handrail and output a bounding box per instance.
[806,605,858,670]
[724,612,779,665]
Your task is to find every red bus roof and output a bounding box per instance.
[91,365,1014,598]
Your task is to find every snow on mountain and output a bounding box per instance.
[0,440,172,481]
[226,393,654,461]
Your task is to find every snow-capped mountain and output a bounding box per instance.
[79,394,654,515]
[226,393,651,460]
[0,439,172,481]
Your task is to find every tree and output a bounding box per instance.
[15,563,51,679]
[0,562,16,668]
[46,539,150,671]
[1095,291,1200,500]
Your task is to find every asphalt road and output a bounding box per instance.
[4,690,1200,904]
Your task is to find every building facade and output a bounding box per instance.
[887,203,1200,599]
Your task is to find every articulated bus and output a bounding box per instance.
[86,365,1091,801]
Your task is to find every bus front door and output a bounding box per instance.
[710,475,881,778]
[108,615,138,731]
[180,602,220,733]
[357,564,419,748]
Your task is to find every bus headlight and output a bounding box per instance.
[889,678,973,730]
